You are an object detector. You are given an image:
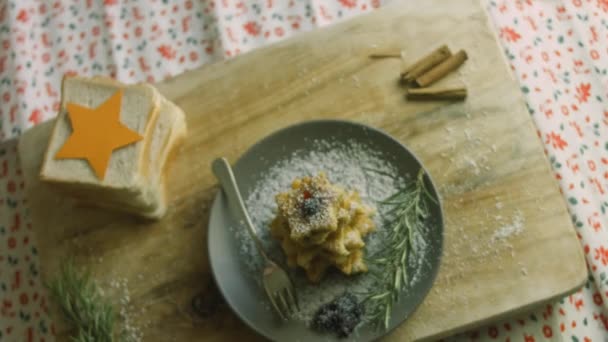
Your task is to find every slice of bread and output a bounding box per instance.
[41,76,160,191]
[119,97,187,218]
[39,75,186,219]
[137,98,187,218]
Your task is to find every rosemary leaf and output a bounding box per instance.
[361,168,435,331]
[394,268,402,290]
[370,292,391,300]
[401,263,408,288]
[47,261,118,342]
[384,302,391,329]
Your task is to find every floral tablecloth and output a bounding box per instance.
[0,0,606,341]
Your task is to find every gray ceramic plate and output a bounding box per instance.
[208,120,443,341]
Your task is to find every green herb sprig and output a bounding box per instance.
[362,169,435,330]
[47,262,117,342]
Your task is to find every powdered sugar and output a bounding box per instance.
[230,139,431,325]
[107,277,143,342]
[492,210,525,241]
[276,173,339,237]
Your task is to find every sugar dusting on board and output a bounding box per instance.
[432,94,534,313]
[492,210,525,241]
[103,277,147,342]
[231,139,432,325]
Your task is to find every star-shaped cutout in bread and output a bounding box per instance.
[55,90,143,180]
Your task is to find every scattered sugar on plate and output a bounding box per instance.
[230,139,432,325]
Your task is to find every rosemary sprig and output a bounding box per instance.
[362,168,435,331]
[47,262,116,342]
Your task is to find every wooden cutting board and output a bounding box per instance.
[18,0,586,340]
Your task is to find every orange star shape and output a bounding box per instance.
[55,90,143,180]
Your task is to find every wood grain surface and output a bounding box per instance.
[18,0,586,340]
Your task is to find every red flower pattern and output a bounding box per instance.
[501,27,522,42]
[28,109,42,125]
[339,0,357,8]
[543,325,553,338]
[16,9,28,23]
[243,21,261,36]
[157,44,177,60]
[595,246,608,266]
[0,1,607,341]
[546,132,569,150]
[575,83,591,103]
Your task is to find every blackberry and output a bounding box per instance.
[311,302,340,331]
[301,197,322,218]
[311,292,364,338]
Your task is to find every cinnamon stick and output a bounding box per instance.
[369,51,402,59]
[400,45,452,82]
[406,87,467,101]
[415,50,468,87]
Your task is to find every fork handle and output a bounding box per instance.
[212,157,270,262]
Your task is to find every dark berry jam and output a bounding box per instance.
[311,292,364,338]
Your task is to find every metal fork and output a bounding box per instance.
[212,157,299,320]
